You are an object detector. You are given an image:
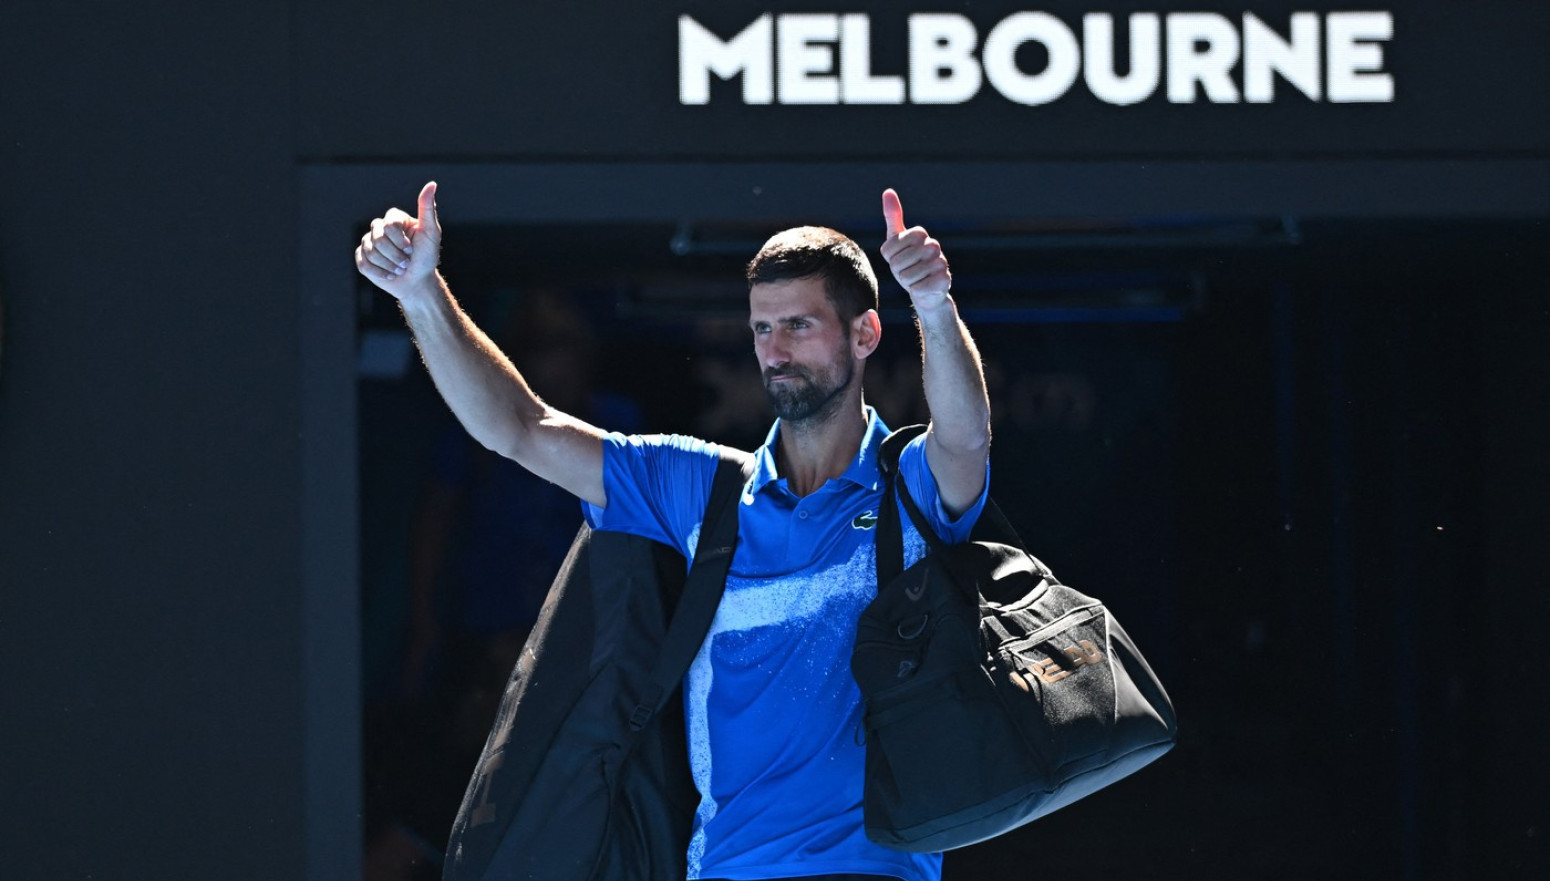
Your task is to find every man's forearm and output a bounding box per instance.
[916,296,992,516]
[917,296,991,452]
[397,273,545,460]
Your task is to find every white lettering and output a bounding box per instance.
[908,13,982,104]
[676,11,1396,108]
[1243,13,1321,102]
[1167,13,1241,103]
[678,14,773,105]
[982,12,1082,106]
[778,14,840,104]
[841,14,905,104]
[1327,12,1394,103]
[1083,13,1161,106]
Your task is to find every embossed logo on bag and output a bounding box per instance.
[1030,639,1105,684]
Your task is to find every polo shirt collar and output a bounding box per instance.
[748,406,893,496]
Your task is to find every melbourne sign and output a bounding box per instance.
[679,10,1394,106]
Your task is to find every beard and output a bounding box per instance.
[763,357,854,425]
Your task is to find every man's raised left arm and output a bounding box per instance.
[878,188,991,517]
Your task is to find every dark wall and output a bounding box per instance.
[1476,278,1550,874]
[0,6,307,879]
[295,0,1550,160]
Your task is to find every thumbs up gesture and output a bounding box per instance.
[878,188,952,313]
[355,181,443,300]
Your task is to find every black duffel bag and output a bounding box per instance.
[443,451,749,881]
[851,426,1177,853]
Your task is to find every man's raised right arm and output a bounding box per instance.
[355,181,607,507]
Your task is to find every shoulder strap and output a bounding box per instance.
[875,425,926,589]
[628,447,753,731]
[874,424,1023,585]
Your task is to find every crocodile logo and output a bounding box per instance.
[851,510,878,530]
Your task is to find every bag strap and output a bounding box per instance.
[628,447,752,731]
[874,425,926,588]
[874,424,1022,595]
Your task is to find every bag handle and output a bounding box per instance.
[874,425,1022,599]
[629,447,752,731]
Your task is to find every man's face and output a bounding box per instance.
[748,276,856,424]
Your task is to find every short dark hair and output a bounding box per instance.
[746,226,879,324]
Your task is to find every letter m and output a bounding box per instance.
[680,15,774,104]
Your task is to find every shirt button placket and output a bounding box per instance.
[788,506,811,561]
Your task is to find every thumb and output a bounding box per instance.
[415,181,441,244]
[882,188,905,239]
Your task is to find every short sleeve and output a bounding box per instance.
[896,432,989,545]
[581,432,721,558]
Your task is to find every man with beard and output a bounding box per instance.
[356,183,991,881]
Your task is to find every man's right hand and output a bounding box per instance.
[356,181,443,301]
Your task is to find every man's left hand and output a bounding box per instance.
[879,188,952,313]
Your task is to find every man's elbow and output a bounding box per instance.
[484,412,540,465]
[934,418,991,457]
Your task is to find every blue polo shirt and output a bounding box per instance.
[583,409,987,881]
